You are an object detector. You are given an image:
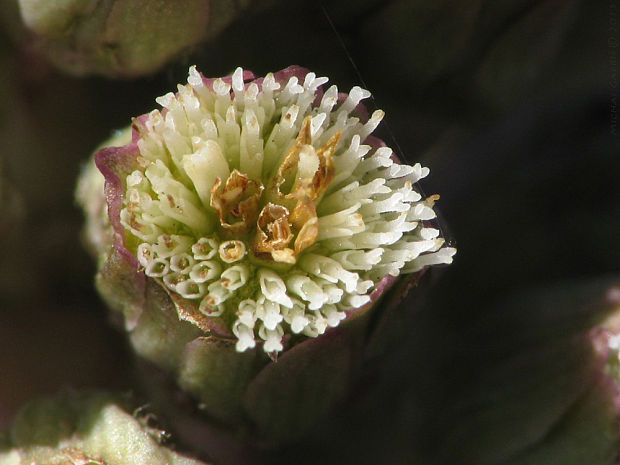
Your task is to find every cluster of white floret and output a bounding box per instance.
[119,66,455,353]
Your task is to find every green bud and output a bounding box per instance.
[17,0,252,78]
[0,391,210,465]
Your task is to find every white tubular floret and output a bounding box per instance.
[367,213,417,235]
[310,113,327,138]
[403,247,457,273]
[176,280,206,300]
[411,203,437,221]
[259,269,293,308]
[341,293,371,309]
[315,278,345,304]
[303,313,328,338]
[299,254,360,293]
[119,209,161,242]
[321,304,346,327]
[163,272,186,292]
[330,248,384,271]
[390,182,421,203]
[359,192,409,217]
[339,86,371,115]
[358,109,384,141]
[286,275,328,310]
[237,299,258,328]
[189,260,221,283]
[317,204,365,241]
[144,257,170,278]
[220,264,249,291]
[169,253,195,273]
[256,296,284,331]
[282,299,310,334]
[320,178,389,214]
[356,280,374,294]
[239,109,264,180]
[329,137,370,188]
[146,161,212,233]
[137,243,155,268]
[153,234,193,258]
[259,323,284,353]
[206,280,231,305]
[191,237,218,260]
[388,238,438,258]
[218,240,246,263]
[319,85,338,114]
[355,152,393,176]
[183,139,230,207]
[420,227,440,240]
[233,321,256,352]
[198,301,224,317]
[280,76,304,103]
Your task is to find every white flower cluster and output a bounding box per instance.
[120,66,455,353]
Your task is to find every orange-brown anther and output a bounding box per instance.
[273,119,339,204]
[210,169,264,236]
[128,211,146,232]
[254,203,296,264]
[309,131,339,201]
[256,204,294,250]
[294,216,319,256]
[219,240,246,263]
[270,116,312,205]
[425,194,441,206]
[254,117,340,264]
[288,195,315,231]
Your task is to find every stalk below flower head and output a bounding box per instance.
[94,65,455,355]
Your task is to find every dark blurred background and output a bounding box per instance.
[0,1,618,464]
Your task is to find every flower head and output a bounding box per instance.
[95,65,455,354]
